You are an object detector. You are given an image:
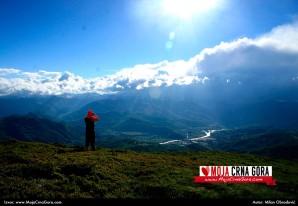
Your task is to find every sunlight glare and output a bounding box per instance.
[163,0,217,19]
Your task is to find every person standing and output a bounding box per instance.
[84,109,100,151]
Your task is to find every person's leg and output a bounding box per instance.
[85,134,90,149]
[91,133,95,151]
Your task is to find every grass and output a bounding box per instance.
[0,140,297,201]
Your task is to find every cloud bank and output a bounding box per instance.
[1,21,298,96]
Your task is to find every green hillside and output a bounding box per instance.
[0,140,297,203]
[0,113,83,145]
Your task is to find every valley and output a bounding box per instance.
[0,92,297,161]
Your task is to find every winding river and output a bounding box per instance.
[159,129,222,145]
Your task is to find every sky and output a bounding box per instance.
[0,0,298,96]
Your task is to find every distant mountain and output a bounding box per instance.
[62,94,298,140]
[202,126,298,160]
[1,83,298,130]
[0,108,297,161]
[62,97,220,141]
[97,125,298,160]
[0,113,83,145]
[214,100,298,128]
[0,83,298,160]
[0,94,105,119]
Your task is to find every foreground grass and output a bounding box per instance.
[0,140,297,200]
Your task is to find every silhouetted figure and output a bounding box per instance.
[84,109,100,151]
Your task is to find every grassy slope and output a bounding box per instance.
[0,140,297,200]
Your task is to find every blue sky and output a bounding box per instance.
[0,0,298,96]
[1,0,297,79]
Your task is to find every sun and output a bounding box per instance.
[162,0,217,19]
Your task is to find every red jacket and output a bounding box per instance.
[85,110,99,122]
[85,110,99,135]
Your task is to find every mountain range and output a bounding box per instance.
[0,83,298,160]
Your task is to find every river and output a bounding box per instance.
[159,129,223,145]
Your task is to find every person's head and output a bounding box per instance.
[87,109,93,117]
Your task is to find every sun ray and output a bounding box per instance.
[162,0,217,19]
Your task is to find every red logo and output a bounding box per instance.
[194,166,276,186]
[201,166,209,176]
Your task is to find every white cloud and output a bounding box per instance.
[255,21,298,52]
[0,68,21,76]
[1,21,298,96]
[195,21,298,86]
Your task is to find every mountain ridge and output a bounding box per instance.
[0,113,83,145]
[1,113,297,160]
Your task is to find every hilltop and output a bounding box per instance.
[0,140,297,204]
